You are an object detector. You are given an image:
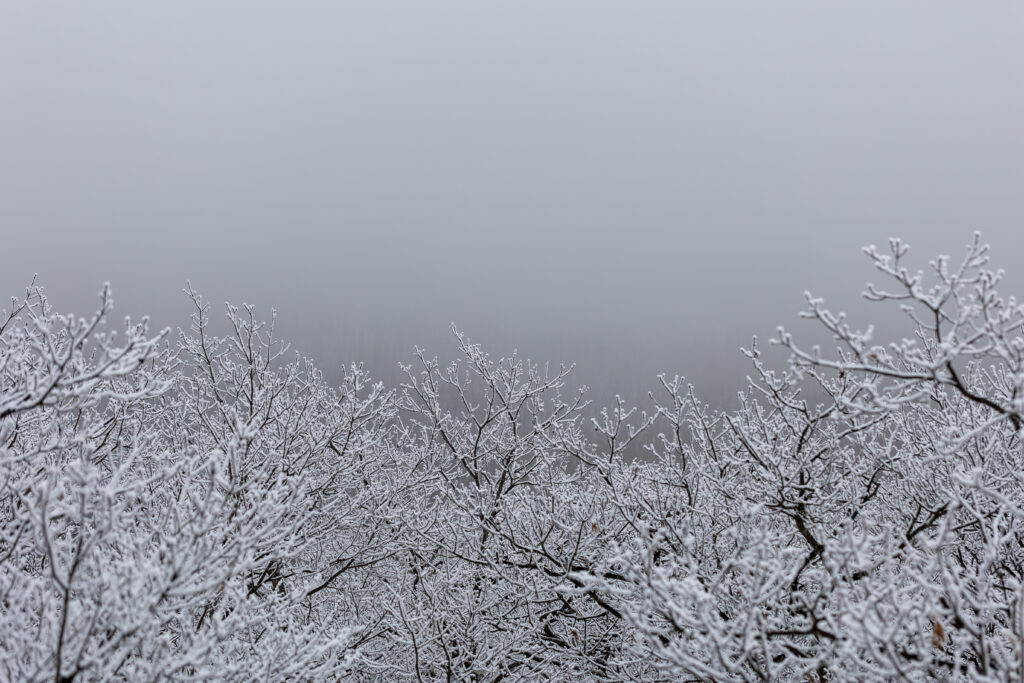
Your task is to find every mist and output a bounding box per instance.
[2,2,1022,408]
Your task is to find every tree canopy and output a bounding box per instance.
[2,236,1023,681]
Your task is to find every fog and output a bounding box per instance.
[2,2,1022,408]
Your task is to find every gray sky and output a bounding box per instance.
[2,2,1022,406]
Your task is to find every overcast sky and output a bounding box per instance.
[2,2,1022,406]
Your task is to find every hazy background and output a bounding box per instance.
[2,2,1022,408]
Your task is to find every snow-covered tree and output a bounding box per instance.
[2,234,1022,681]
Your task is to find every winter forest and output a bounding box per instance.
[1,235,1023,682]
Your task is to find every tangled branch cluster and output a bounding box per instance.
[2,236,1023,681]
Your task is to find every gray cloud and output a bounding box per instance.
[2,2,1022,406]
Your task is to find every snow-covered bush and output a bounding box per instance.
[2,235,1021,681]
